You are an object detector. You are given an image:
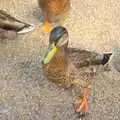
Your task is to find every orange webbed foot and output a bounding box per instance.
[73,88,88,113]
[42,20,51,33]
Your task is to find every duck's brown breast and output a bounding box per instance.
[42,50,72,88]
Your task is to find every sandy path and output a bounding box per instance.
[0,0,120,120]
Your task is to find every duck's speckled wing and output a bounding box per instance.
[68,47,111,68]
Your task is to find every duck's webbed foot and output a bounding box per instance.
[73,87,88,114]
[42,20,51,33]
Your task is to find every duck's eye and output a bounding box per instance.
[57,33,68,47]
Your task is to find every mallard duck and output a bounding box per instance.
[38,0,70,32]
[42,26,111,114]
[0,10,35,39]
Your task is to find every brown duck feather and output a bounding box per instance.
[38,0,70,22]
[43,47,72,88]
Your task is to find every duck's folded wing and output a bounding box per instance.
[67,47,112,68]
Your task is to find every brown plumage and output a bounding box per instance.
[38,0,70,32]
[43,47,111,88]
[43,46,72,88]
[42,26,111,114]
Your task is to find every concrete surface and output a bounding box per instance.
[0,0,120,120]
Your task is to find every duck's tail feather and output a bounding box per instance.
[89,52,112,66]
[0,10,35,33]
[101,53,112,65]
[17,24,35,34]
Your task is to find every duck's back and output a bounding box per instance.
[68,48,106,68]
[38,0,70,22]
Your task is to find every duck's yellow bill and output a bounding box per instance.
[43,44,58,64]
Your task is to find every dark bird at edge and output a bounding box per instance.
[0,10,35,39]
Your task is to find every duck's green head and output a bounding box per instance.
[43,26,69,64]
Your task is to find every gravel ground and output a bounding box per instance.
[0,0,120,120]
